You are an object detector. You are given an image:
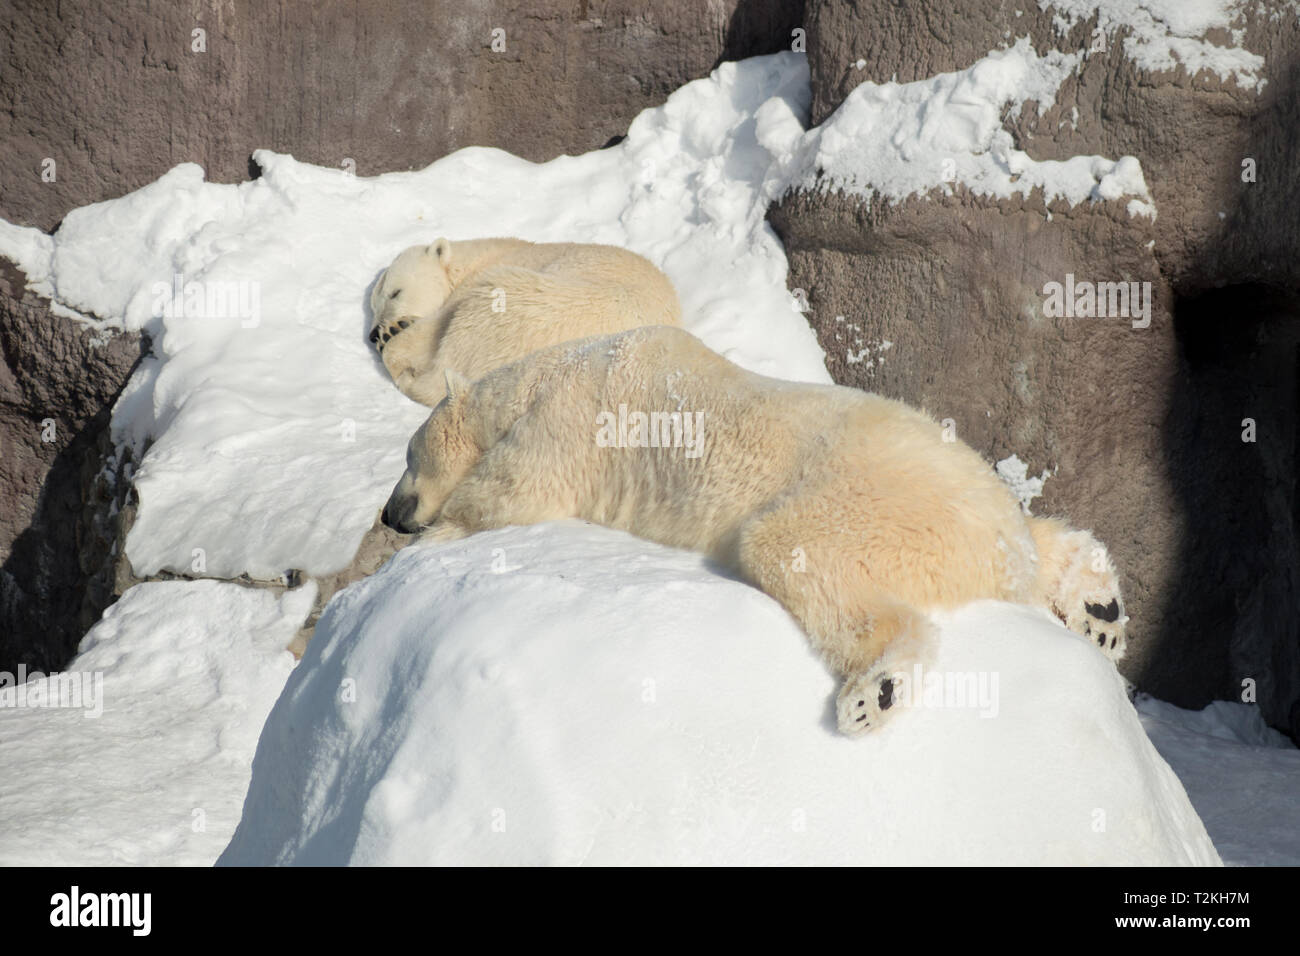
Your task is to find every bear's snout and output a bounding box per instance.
[380,494,421,535]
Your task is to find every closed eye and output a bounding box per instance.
[389,289,402,299]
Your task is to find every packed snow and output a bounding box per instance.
[790,38,1156,218]
[0,581,307,865]
[1042,1,1272,91]
[220,523,1218,867]
[1138,696,1300,866]
[996,454,1054,514]
[0,47,1295,866]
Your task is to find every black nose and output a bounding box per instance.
[381,500,417,535]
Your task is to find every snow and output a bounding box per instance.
[0,54,828,584]
[1042,1,1271,91]
[1137,695,1300,866]
[0,580,307,866]
[0,218,53,287]
[996,454,1054,513]
[792,38,1157,218]
[219,523,1219,866]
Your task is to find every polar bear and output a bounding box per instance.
[380,326,1128,736]
[368,237,681,406]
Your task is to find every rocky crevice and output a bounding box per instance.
[0,260,145,671]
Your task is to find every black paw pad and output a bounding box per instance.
[397,319,411,329]
[878,679,894,711]
[1085,598,1120,622]
[368,327,380,343]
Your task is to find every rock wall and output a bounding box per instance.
[0,260,143,671]
[1,0,804,231]
[772,0,1300,735]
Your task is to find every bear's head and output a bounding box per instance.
[381,368,481,534]
[368,239,456,332]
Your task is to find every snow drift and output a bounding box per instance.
[0,580,308,865]
[1138,695,1300,866]
[220,523,1220,866]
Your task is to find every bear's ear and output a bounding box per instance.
[443,368,472,404]
[428,238,452,267]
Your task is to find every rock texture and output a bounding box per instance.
[773,0,1300,735]
[1,0,804,231]
[803,0,1300,293]
[0,260,144,672]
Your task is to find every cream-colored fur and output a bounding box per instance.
[381,327,1127,736]
[368,237,682,406]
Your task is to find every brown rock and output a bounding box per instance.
[804,0,1300,292]
[774,0,1300,735]
[0,258,145,672]
[1,0,805,232]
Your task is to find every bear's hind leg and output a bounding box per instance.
[734,508,936,736]
[1028,516,1128,662]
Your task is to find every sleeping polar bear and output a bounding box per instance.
[381,326,1128,736]
[368,237,681,406]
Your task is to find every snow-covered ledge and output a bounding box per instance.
[220,522,1219,866]
[779,37,1157,219]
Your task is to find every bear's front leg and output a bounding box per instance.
[418,520,470,544]
[734,505,938,737]
[834,601,937,736]
[369,313,443,397]
[836,672,901,737]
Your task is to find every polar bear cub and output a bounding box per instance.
[368,237,681,406]
[381,327,1128,736]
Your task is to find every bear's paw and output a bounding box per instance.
[369,315,415,353]
[1056,545,1128,663]
[835,669,904,736]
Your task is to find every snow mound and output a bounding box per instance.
[790,38,1156,217]
[0,53,826,585]
[0,580,308,866]
[220,523,1219,866]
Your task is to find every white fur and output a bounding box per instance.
[368,237,681,406]
[383,327,1128,735]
